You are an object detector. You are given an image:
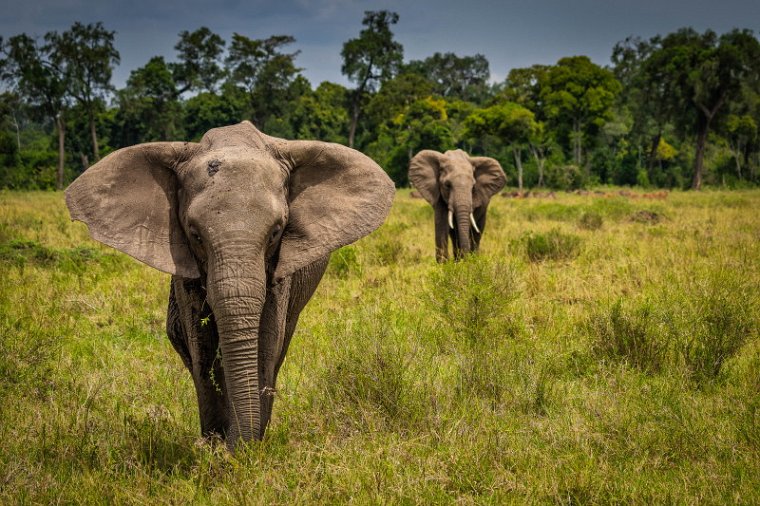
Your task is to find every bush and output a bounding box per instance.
[578,211,603,230]
[426,255,521,346]
[523,229,581,262]
[679,271,756,384]
[589,298,668,373]
[320,308,421,431]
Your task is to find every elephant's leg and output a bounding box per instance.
[434,200,450,263]
[168,276,228,438]
[258,255,330,435]
[472,205,488,252]
[450,225,464,260]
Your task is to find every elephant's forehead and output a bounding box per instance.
[439,155,472,175]
[181,149,287,191]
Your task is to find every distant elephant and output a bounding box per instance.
[409,149,506,262]
[66,121,394,450]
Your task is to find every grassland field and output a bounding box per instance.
[1,188,759,504]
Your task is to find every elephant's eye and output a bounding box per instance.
[270,224,282,243]
[189,228,202,245]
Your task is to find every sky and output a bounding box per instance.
[1,0,759,89]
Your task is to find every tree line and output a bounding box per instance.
[1,12,759,191]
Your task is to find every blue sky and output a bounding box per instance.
[2,0,758,89]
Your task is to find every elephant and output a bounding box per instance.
[65,121,395,450]
[408,149,506,262]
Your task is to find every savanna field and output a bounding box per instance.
[1,188,759,504]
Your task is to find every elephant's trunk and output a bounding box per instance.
[206,247,267,450]
[454,201,472,258]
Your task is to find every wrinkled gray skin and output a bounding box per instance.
[409,149,506,262]
[66,121,394,450]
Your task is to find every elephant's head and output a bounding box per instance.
[409,149,505,256]
[65,121,394,448]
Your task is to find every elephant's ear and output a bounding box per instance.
[273,140,395,283]
[470,156,506,209]
[408,150,442,205]
[65,142,201,278]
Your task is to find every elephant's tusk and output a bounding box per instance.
[470,213,481,234]
[448,210,454,229]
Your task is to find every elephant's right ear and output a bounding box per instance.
[408,150,442,205]
[65,142,201,278]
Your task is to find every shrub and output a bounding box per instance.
[678,271,756,384]
[578,211,603,230]
[320,308,421,431]
[523,229,581,262]
[589,298,668,373]
[426,255,521,346]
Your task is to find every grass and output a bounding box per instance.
[1,188,759,503]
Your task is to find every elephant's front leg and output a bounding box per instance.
[258,256,329,435]
[167,276,228,438]
[471,204,488,252]
[434,200,450,262]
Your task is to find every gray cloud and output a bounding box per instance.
[1,0,757,89]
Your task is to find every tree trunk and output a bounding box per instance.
[531,146,545,187]
[647,131,661,172]
[692,114,710,190]
[89,111,100,161]
[513,147,523,192]
[348,95,360,148]
[80,153,89,172]
[11,111,20,151]
[729,141,743,180]
[55,114,66,191]
[572,118,582,166]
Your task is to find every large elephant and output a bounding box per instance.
[409,149,506,262]
[66,121,394,450]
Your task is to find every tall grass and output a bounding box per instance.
[1,188,759,503]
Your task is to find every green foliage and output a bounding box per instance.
[321,307,419,430]
[327,245,362,279]
[590,298,668,373]
[3,23,760,190]
[426,255,521,344]
[522,229,582,262]
[404,52,491,103]
[225,33,303,131]
[341,11,403,93]
[578,211,603,230]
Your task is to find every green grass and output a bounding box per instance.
[1,188,759,503]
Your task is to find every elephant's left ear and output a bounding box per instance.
[273,140,395,283]
[470,156,506,209]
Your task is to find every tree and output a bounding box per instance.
[47,22,119,162]
[341,10,403,147]
[289,81,349,143]
[172,27,226,95]
[465,102,538,191]
[723,114,758,179]
[647,28,760,189]
[612,36,673,177]
[364,73,433,131]
[183,85,246,141]
[226,33,302,131]
[541,56,621,169]
[1,33,68,189]
[405,52,491,103]
[114,56,182,144]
